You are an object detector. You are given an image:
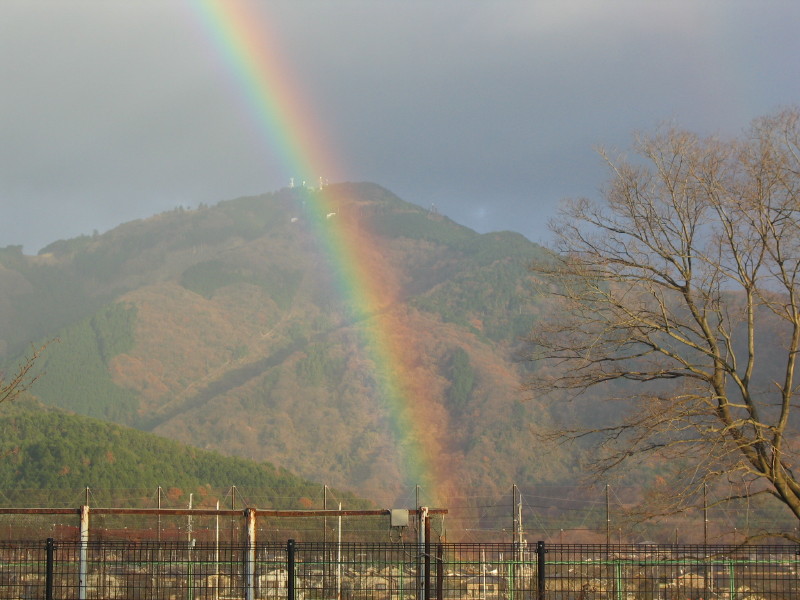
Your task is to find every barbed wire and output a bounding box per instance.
[0,484,793,543]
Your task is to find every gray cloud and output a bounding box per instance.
[2,0,799,252]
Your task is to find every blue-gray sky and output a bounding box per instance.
[2,1,799,253]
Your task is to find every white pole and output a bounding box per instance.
[215,500,220,600]
[417,507,428,600]
[188,494,194,600]
[337,503,342,600]
[481,548,486,600]
[79,505,89,600]
[188,493,193,543]
[245,508,257,600]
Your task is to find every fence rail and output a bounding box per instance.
[2,539,798,600]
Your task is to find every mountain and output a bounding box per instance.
[0,183,570,503]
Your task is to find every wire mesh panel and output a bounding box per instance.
[713,545,800,600]
[255,542,289,599]
[0,540,796,599]
[294,542,422,600]
[543,544,800,600]
[0,541,48,600]
[45,541,248,600]
[436,543,535,600]
[291,543,539,600]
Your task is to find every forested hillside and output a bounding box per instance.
[0,183,572,504]
[0,400,358,509]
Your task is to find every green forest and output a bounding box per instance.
[0,401,359,509]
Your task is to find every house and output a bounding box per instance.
[464,574,508,600]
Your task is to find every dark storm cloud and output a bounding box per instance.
[2,1,799,252]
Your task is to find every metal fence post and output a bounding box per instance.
[79,505,89,600]
[287,539,296,600]
[435,544,444,600]
[45,538,54,600]
[418,507,428,600]
[245,508,256,600]
[424,513,431,600]
[536,541,546,600]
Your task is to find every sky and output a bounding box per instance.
[2,1,799,254]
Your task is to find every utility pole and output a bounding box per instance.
[323,485,328,544]
[606,485,611,546]
[703,483,708,546]
[512,485,517,545]
[517,490,524,548]
[512,485,524,547]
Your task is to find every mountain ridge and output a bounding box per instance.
[1,183,562,503]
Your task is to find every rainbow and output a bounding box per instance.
[189,0,446,504]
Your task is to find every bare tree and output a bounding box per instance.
[526,108,800,539]
[0,344,49,405]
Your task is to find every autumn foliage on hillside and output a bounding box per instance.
[0,183,550,504]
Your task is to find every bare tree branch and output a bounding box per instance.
[0,342,52,405]
[525,108,800,539]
